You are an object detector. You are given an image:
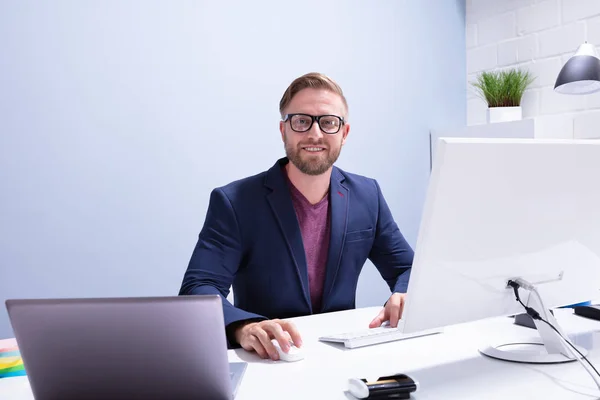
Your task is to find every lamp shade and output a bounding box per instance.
[554,42,600,95]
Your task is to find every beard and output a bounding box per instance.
[284,136,341,176]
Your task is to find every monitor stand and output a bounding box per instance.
[479,288,587,364]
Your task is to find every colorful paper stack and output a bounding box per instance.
[0,344,26,378]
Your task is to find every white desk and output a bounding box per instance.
[2,307,600,399]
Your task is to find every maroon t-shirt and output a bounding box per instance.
[285,176,331,313]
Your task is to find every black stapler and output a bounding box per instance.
[348,374,418,399]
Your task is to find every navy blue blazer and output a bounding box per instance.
[179,158,414,336]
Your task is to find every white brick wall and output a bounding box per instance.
[524,57,562,88]
[466,23,478,48]
[517,0,560,35]
[520,89,541,117]
[589,16,600,45]
[574,111,600,139]
[467,44,498,73]
[562,0,600,23]
[467,0,600,129]
[540,86,586,114]
[478,13,516,45]
[589,91,600,109]
[498,35,538,65]
[538,22,585,57]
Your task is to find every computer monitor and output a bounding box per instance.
[401,137,600,364]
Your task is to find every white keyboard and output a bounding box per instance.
[319,321,441,349]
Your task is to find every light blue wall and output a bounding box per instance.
[0,0,466,338]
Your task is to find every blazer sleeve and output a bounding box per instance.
[368,180,415,293]
[179,188,266,332]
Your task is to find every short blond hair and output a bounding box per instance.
[279,72,348,118]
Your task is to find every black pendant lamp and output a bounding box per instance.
[554,42,600,95]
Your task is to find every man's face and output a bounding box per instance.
[280,88,350,176]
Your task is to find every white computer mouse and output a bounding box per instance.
[271,339,304,362]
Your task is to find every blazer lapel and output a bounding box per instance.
[321,167,349,310]
[264,159,312,311]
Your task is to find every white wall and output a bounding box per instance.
[467,0,600,138]
[0,0,466,338]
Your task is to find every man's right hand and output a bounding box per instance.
[234,319,302,361]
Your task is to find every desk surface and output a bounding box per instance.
[2,307,600,399]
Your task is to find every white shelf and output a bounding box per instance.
[430,115,575,167]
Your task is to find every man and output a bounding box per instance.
[179,72,414,361]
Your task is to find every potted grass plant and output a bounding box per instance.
[471,68,535,124]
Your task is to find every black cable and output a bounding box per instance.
[507,280,542,319]
[507,280,600,378]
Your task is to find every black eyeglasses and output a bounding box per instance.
[283,113,345,134]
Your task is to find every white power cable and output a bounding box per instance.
[530,287,600,391]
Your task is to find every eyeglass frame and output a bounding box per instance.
[282,113,346,134]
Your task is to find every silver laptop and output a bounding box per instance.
[5,295,246,400]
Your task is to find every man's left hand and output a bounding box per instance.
[369,293,406,328]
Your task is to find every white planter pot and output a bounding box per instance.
[487,106,522,124]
